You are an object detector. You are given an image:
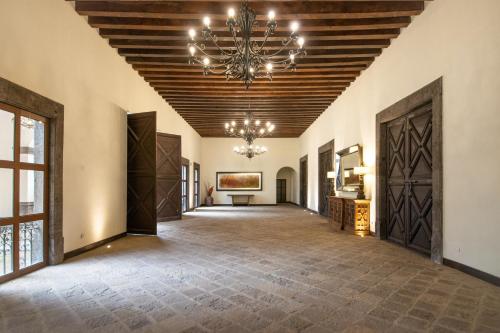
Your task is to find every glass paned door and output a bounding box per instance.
[193,163,200,208]
[0,102,48,282]
[181,164,188,213]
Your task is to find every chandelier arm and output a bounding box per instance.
[205,33,234,57]
[192,43,233,62]
[263,39,295,58]
[230,27,244,55]
[191,58,228,69]
[253,30,271,54]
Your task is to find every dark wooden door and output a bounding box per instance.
[127,112,157,234]
[276,179,287,203]
[318,150,332,216]
[300,156,308,207]
[157,133,181,222]
[386,103,433,255]
[193,163,200,208]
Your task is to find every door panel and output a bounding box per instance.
[385,103,433,255]
[318,150,332,216]
[300,157,307,208]
[408,184,433,254]
[276,179,286,203]
[387,184,405,245]
[157,133,181,221]
[127,112,157,234]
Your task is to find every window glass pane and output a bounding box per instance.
[0,109,15,161]
[0,225,13,276]
[0,168,14,218]
[20,116,45,164]
[19,220,43,269]
[20,170,44,216]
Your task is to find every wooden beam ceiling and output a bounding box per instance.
[71,0,428,137]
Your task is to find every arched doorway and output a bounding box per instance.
[276,167,297,204]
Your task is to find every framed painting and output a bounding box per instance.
[216,172,263,191]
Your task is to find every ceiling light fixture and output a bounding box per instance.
[187,0,306,89]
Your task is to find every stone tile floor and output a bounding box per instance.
[1,205,499,333]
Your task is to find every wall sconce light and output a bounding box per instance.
[353,165,369,199]
[327,171,336,197]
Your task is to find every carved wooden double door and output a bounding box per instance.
[318,150,332,216]
[127,112,181,235]
[386,103,433,255]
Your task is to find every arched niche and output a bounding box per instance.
[276,166,298,204]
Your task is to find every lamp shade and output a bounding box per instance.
[353,166,369,175]
[327,171,336,179]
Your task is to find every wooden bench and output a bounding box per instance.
[227,194,254,206]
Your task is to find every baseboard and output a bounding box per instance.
[285,201,299,206]
[443,258,500,287]
[200,203,278,207]
[64,232,127,260]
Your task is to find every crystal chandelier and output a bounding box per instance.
[233,145,268,159]
[224,111,275,145]
[187,0,306,88]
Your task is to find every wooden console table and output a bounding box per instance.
[329,196,370,236]
[227,194,254,206]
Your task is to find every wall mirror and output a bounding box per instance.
[335,144,363,192]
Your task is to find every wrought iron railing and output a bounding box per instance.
[20,221,43,269]
[0,225,13,276]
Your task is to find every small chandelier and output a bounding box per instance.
[234,145,267,159]
[224,112,275,145]
[187,0,306,88]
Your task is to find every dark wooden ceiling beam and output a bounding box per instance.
[118,48,381,59]
[111,39,391,50]
[100,28,400,40]
[138,67,365,75]
[160,92,340,99]
[75,1,424,19]
[88,16,411,32]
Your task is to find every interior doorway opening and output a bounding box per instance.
[276,167,297,204]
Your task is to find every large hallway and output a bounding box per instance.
[1,206,499,333]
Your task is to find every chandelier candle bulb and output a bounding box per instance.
[188,29,196,40]
[203,57,210,66]
[291,21,299,33]
[266,63,273,72]
[189,46,196,56]
[228,8,235,18]
[268,10,276,21]
[255,120,260,126]
[298,37,305,49]
[203,16,211,27]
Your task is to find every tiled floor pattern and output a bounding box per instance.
[0,205,499,333]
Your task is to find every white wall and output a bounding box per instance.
[299,0,500,277]
[200,138,299,205]
[0,0,201,253]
